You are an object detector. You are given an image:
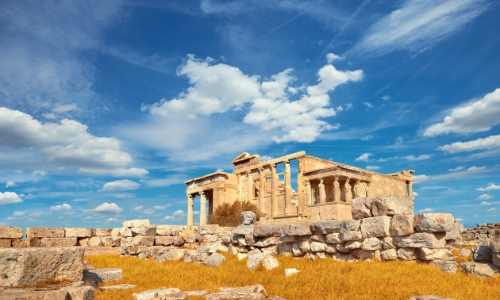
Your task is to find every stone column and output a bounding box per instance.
[247,171,253,201]
[344,178,352,203]
[333,176,340,202]
[284,160,292,214]
[318,178,326,203]
[259,167,265,213]
[187,194,194,226]
[271,164,277,216]
[353,180,360,198]
[408,181,413,197]
[200,191,207,226]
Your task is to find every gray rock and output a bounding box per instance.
[390,215,414,236]
[460,262,499,278]
[262,236,280,247]
[490,230,500,252]
[344,241,362,250]
[310,241,326,252]
[284,268,300,276]
[351,197,373,220]
[352,249,374,260]
[382,237,395,249]
[310,220,359,234]
[184,250,197,263]
[0,289,71,300]
[123,219,150,228]
[203,253,226,268]
[417,248,452,260]
[397,248,417,260]
[179,230,197,243]
[204,285,266,300]
[298,240,310,252]
[131,226,156,236]
[164,248,184,261]
[83,268,122,285]
[292,242,302,256]
[431,260,458,273]
[492,253,500,267]
[380,249,397,260]
[339,230,362,242]
[284,224,312,236]
[241,211,256,225]
[361,216,391,238]
[261,256,280,270]
[253,225,284,237]
[473,245,493,262]
[232,225,254,235]
[362,237,382,250]
[61,286,95,300]
[247,253,270,271]
[445,221,464,240]
[325,233,341,244]
[198,225,219,235]
[394,233,446,248]
[371,195,414,216]
[133,288,182,300]
[414,214,454,233]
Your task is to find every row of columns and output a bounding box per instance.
[187,191,207,226]
[244,159,292,217]
[312,176,370,204]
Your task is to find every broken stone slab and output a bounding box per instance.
[0,288,71,300]
[204,285,267,300]
[0,247,84,287]
[133,288,182,300]
[65,228,92,238]
[131,227,157,237]
[460,262,499,278]
[390,215,414,236]
[344,241,362,250]
[408,296,455,300]
[155,236,174,246]
[253,225,285,237]
[232,225,254,235]
[179,230,197,243]
[0,226,24,239]
[417,248,452,261]
[198,224,219,235]
[26,227,65,239]
[351,197,373,220]
[123,219,150,228]
[339,230,362,242]
[87,237,103,247]
[394,233,446,248]
[203,253,226,268]
[100,284,137,291]
[445,221,464,240]
[397,248,417,260]
[311,220,360,234]
[371,195,414,216]
[60,285,95,300]
[165,248,185,261]
[284,224,312,236]
[360,216,391,238]
[431,260,458,273]
[414,213,454,233]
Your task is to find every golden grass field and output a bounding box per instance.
[85,253,500,300]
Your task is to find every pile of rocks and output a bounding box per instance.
[460,223,500,241]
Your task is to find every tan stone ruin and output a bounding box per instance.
[184,151,414,225]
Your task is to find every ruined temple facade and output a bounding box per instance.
[184,151,414,226]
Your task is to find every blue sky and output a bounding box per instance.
[1,0,499,230]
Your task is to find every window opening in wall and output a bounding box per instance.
[291,159,299,193]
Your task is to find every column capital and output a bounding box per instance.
[187,194,193,199]
[283,159,290,164]
[200,191,205,196]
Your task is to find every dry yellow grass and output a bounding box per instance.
[85,254,500,300]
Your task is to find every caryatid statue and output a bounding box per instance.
[333,176,340,202]
[353,180,362,198]
[318,179,326,203]
[343,178,352,203]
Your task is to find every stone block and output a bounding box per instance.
[351,197,373,220]
[262,236,279,247]
[184,249,198,263]
[325,233,341,244]
[40,237,78,247]
[131,227,156,237]
[198,224,219,235]
[325,243,337,253]
[284,268,300,276]
[0,289,71,299]
[445,221,464,240]
[310,241,326,252]
[120,228,132,237]
[83,268,122,284]
[339,230,362,242]
[344,241,362,250]
[431,260,458,273]
[180,230,197,243]
[394,233,446,248]
[61,286,95,300]
[298,240,310,252]
[123,219,150,228]
[87,237,102,247]
[0,226,23,239]
[380,249,397,260]
[101,236,116,247]
[309,219,362,234]
[0,239,11,247]
[156,225,174,236]
[397,248,417,260]
[164,248,184,261]
[390,215,414,236]
[280,235,295,243]
[382,237,395,249]
[12,240,28,248]
[232,225,254,235]
[417,248,452,261]
[133,288,182,300]
[473,245,493,262]
[371,195,414,216]
[0,247,84,287]
[155,236,174,246]
[253,224,285,237]
[203,253,226,268]
[360,216,391,238]
[262,256,280,270]
[362,237,382,250]
[94,228,112,237]
[26,227,65,239]
[460,262,499,278]
[414,213,454,233]
[284,224,312,236]
[65,228,92,238]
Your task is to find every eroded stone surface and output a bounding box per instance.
[431,260,458,273]
[361,216,391,238]
[390,215,414,236]
[460,262,499,278]
[414,214,454,233]
[371,195,414,216]
[0,226,23,239]
[351,197,373,220]
[394,233,446,249]
[26,227,65,239]
[123,220,150,228]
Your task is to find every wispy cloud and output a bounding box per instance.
[352,0,488,56]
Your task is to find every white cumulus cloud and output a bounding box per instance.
[477,184,500,191]
[0,192,22,205]
[355,153,372,162]
[425,88,500,136]
[418,208,434,213]
[5,181,15,187]
[85,202,123,214]
[438,134,500,153]
[477,194,493,200]
[403,154,431,161]
[448,166,464,172]
[50,203,72,211]
[102,179,141,191]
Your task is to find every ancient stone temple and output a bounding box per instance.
[184,151,414,225]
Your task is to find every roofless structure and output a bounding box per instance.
[184,151,414,225]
